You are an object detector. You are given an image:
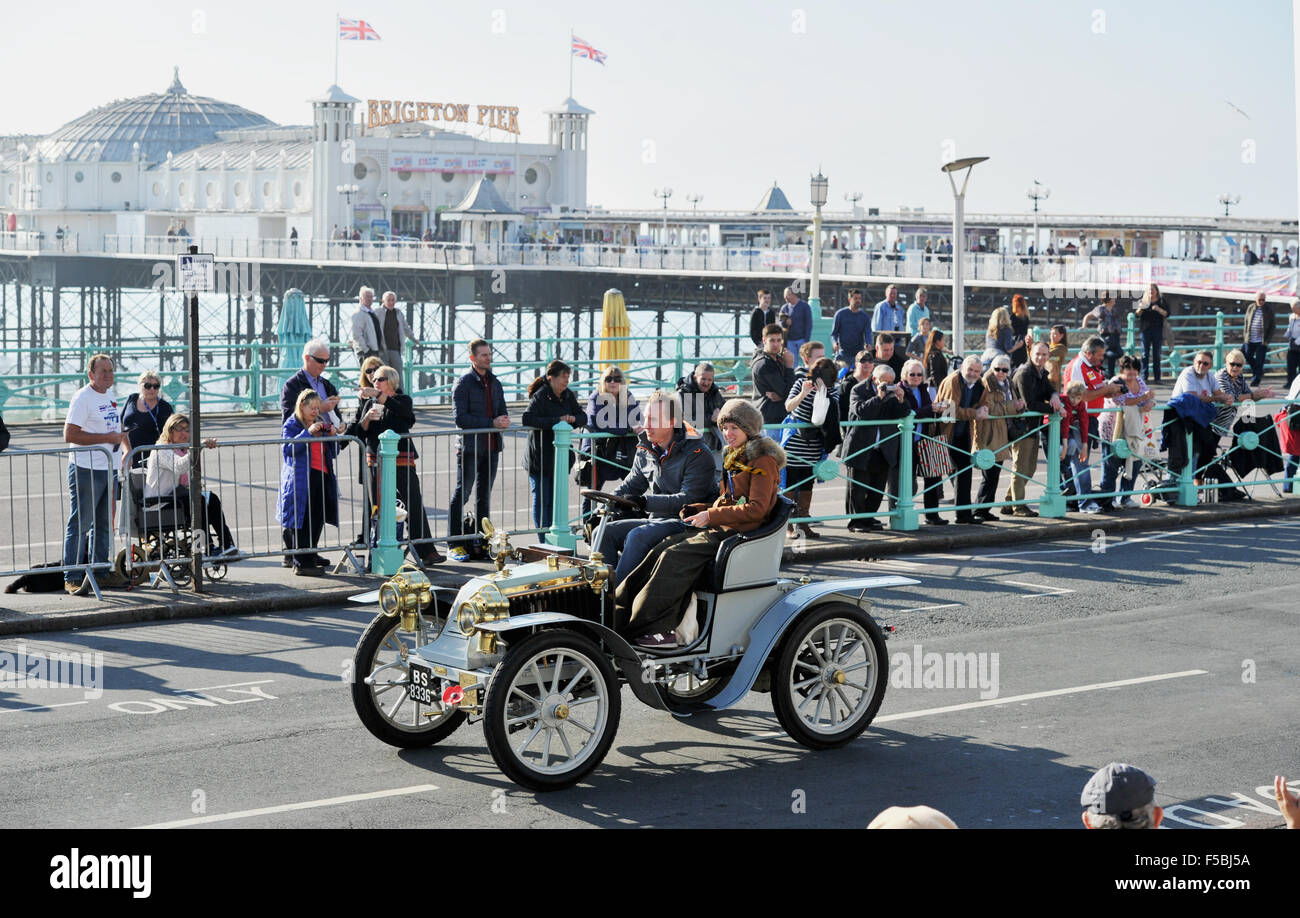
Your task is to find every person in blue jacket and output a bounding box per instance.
[278,389,342,575]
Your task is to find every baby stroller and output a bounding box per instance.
[115,468,227,588]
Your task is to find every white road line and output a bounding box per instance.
[897,603,962,613]
[872,670,1208,723]
[749,670,1208,738]
[179,679,275,693]
[137,784,440,828]
[1003,579,1075,596]
[0,701,89,715]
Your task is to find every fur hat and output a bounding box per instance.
[717,398,764,439]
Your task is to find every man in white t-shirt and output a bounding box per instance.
[62,354,126,594]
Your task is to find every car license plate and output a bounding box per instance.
[408,661,436,706]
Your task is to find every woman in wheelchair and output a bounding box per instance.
[614,399,786,649]
[144,413,239,557]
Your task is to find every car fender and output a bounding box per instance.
[702,577,920,713]
[479,612,672,712]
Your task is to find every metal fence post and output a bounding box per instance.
[894,414,919,530]
[546,421,577,550]
[248,347,261,413]
[1125,311,1136,352]
[1177,430,1198,506]
[1039,413,1066,517]
[403,337,414,393]
[674,334,685,383]
[371,429,404,574]
[1213,310,1225,368]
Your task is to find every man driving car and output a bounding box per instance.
[591,390,718,585]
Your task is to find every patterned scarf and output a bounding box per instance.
[723,444,765,477]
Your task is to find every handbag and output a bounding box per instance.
[1274,407,1300,456]
[916,435,954,478]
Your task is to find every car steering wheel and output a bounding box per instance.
[579,489,640,512]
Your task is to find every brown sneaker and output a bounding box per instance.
[1011,506,1039,518]
[64,579,92,596]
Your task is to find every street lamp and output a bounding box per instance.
[809,171,829,322]
[942,156,990,360]
[1218,193,1240,217]
[336,183,359,233]
[686,193,703,211]
[653,187,673,244]
[1026,181,1050,255]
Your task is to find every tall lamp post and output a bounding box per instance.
[942,156,989,360]
[686,193,703,211]
[1026,181,1050,255]
[653,187,673,244]
[809,171,829,342]
[336,183,359,234]
[1218,193,1240,217]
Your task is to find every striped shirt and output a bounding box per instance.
[785,378,827,465]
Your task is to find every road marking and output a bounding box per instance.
[873,669,1208,723]
[897,603,962,613]
[137,784,440,828]
[181,678,275,693]
[1002,579,1075,596]
[749,669,1208,738]
[0,700,89,715]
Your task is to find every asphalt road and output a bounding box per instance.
[1,516,1295,829]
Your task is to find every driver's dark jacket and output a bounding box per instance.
[613,425,717,518]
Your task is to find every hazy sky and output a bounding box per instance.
[5,0,1297,218]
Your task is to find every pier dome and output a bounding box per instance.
[34,68,276,164]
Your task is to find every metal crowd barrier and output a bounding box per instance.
[122,434,371,590]
[0,444,120,599]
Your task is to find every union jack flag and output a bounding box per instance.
[571,35,606,65]
[339,17,381,40]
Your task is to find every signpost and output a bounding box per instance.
[178,249,213,591]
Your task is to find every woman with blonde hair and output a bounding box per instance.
[971,354,1024,520]
[982,307,1015,372]
[145,413,239,556]
[1134,282,1169,383]
[278,389,343,574]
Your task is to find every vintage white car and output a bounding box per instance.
[350,495,917,791]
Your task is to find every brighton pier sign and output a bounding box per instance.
[366,99,520,134]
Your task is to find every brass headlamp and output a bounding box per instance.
[378,564,432,632]
[457,586,509,653]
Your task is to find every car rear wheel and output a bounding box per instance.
[771,602,887,749]
[351,611,465,748]
[484,629,620,792]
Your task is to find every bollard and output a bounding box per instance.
[1213,311,1225,369]
[371,429,404,574]
[1177,430,1198,506]
[894,413,919,530]
[546,421,577,551]
[1039,412,1066,517]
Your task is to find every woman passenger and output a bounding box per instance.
[614,400,785,649]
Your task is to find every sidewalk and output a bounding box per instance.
[3,496,1297,636]
[781,496,1300,563]
[0,555,490,636]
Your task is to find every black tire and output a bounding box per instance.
[114,546,148,587]
[771,602,887,750]
[484,629,620,792]
[662,662,737,703]
[351,612,466,749]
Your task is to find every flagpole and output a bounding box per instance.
[568,28,574,98]
[334,12,340,85]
